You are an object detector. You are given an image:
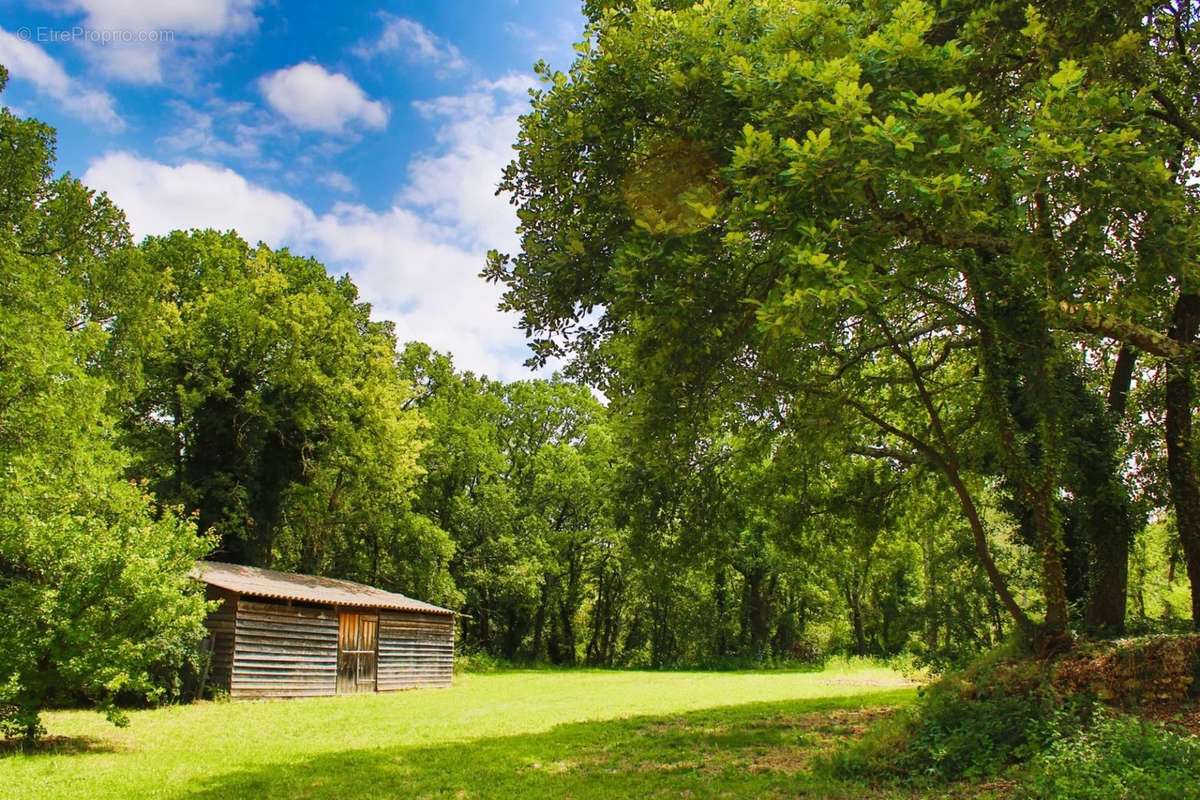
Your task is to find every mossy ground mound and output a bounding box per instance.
[830,635,1200,798]
[1052,634,1200,706]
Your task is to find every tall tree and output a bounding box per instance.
[0,77,209,741]
[399,344,609,660]
[486,0,1192,644]
[122,231,433,590]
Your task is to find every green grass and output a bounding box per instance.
[0,665,1006,799]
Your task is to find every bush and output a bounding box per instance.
[454,653,507,674]
[0,466,213,740]
[1022,712,1200,800]
[828,641,1069,782]
[830,680,1060,781]
[829,636,1200,793]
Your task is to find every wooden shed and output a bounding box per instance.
[193,561,455,698]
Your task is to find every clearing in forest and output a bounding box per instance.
[1,665,1011,799]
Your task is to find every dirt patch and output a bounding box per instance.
[0,734,120,757]
[772,706,900,737]
[741,707,901,775]
[818,676,920,689]
[1136,700,1200,736]
[748,745,813,775]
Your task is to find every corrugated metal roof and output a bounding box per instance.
[192,561,455,616]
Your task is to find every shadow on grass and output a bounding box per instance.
[0,735,120,758]
[184,690,919,800]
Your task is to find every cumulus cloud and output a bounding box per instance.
[83,151,312,245]
[0,27,122,128]
[305,203,527,377]
[259,63,388,133]
[65,0,258,35]
[79,74,541,379]
[61,0,260,84]
[406,74,532,251]
[354,15,467,74]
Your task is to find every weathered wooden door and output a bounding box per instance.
[337,611,378,694]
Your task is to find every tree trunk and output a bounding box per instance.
[860,302,1033,636]
[586,565,606,666]
[965,266,1071,648]
[843,583,867,657]
[1036,501,1072,640]
[1067,350,1136,634]
[558,558,580,667]
[477,587,492,652]
[921,526,938,652]
[531,581,550,660]
[1166,292,1200,630]
[745,566,772,657]
[713,566,729,657]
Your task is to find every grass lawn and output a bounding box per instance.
[0,664,1005,799]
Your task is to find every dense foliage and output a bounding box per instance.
[0,69,210,740]
[3,4,1200,773]
[1024,712,1200,800]
[831,637,1200,795]
[485,0,1200,651]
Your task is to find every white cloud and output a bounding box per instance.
[305,202,527,377]
[406,74,531,251]
[78,74,542,379]
[82,151,311,245]
[354,15,467,74]
[259,63,388,133]
[65,0,259,35]
[62,0,260,84]
[0,27,122,128]
[81,153,532,379]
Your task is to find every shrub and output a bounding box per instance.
[829,679,1061,781]
[1022,712,1200,800]
[828,641,1069,782]
[830,636,1200,791]
[0,467,213,740]
[454,652,505,674]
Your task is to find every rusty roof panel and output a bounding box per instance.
[192,561,455,616]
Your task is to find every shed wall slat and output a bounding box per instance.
[231,600,337,698]
[235,619,339,636]
[377,610,454,691]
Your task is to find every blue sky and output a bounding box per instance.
[0,0,586,378]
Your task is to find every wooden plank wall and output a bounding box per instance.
[203,586,238,692]
[378,611,455,690]
[231,599,338,698]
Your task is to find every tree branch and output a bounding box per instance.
[1054,300,1193,360]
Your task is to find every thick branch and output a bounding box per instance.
[1107,345,1137,419]
[842,394,1032,634]
[1054,300,1192,359]
[1149,88,1200,144]
[848,444,928,465]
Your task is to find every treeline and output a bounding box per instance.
[6,0,1200,734]
[0,60,1037,721]
[483,0,1200,659]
